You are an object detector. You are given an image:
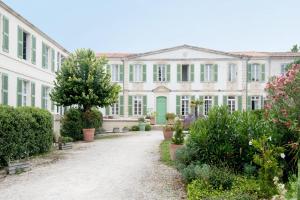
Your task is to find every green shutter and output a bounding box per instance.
[167,64,171,82]
[119,95,124,116]
[247,64,252,81]
[17,27,23,58]
[119,65,124,81]
[247,96,251,110]
[51,101,55,112]
[2,16,9,52]
[213,64,218,82]
[51,49,55,72]
[42,43,46,68]
[153,64,157,82]
[214,96,218,106]
[31,82,35,106]
[105,106,110,116]
[199,96,204,115]
[200,64,205,82]
[261,96,264,109]
[223,96,227,106]
[31,36,36,64]
[190,64,194,82]
[143,95,147,115]
[261,64,265,82]
[128,96,133,116]
[176,95,181,115]
[2,74,8,105]
[106,64,111,76]
[238,96,242,111]
[17,78,22,107]
[41,86,46,109]
[143,64,147,82]
[129,65,133,82]
[177,64,181,82]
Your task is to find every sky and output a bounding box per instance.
[2,0,300,53]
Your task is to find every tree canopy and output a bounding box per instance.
[50,49,121,112]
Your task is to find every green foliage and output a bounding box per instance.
[291,44,299,53]
[187,176,260,200]
[145,124,151,131]
[172,120,184,145]
[0,105,53,166]
[209,167,234,190]
[285,175,297,199]
[58,136,73,144]
[243,163,257,177]
[51,49,121,113]
[130,125,139,131]
[61,108,102,140]
[160,140,174,166]
[165,113,176,120]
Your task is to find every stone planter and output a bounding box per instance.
[139,122,146,131]
[7,161,31,175]
[169,143,183,160]
[122,127,129,132]
[58,142,73,150]
[113,127,120,133]
[167,119,175,125]
[163,129,173,140]
[83,128,95,142]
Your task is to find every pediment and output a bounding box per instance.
[152,85,171,93]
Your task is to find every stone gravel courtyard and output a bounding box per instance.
[0,131,185,200]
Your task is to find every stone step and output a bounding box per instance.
[151,125,164,130]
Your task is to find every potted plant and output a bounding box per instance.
[150,112,156,125]
[165,113,176,125]
[163,125,174,140]
[58,136,73,150]
[122,126,130,132]
[170,119,184,160]
[138,117,146,131]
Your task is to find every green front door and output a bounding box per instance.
[156,96,167,125]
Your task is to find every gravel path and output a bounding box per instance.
[0,131,186,200]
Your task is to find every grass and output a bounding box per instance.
[160,139,174,166]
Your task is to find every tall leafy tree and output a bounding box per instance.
[291,44,299,53]
[51,49,121,114]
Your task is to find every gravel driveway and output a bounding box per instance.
[0,131,185,200]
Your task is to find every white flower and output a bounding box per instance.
[268,136,272,141]
[280,153,285,159]
[249,140,253,146]
[273,176,279,183]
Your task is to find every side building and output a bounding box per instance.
[98,45,300,125]
[0,1,68,114]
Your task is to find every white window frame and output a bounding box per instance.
[181,64,190,82]
[133,64,143,82]
[228,64,237,82]
[158,64,167,82]
[204,64,214,82]
[227,96,236,113]
[56,52,61,72]
[21,80,29,106]
[133,96,142,116]
[251,64,261,81]
[251,96,261,110]
[111,64,120,82]
[204,96,213,116]
[111,101,119,115]
[19,28,31,61]
[181,95,189,116]
[42,86,50,110]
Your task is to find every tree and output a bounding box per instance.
[291,44,299,53]
[51,49,121,115]
[265,63,300,198]
[190,98,203,119]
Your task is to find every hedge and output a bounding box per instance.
[0,105,53,166]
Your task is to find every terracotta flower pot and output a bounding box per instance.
[150,117,156,125]
[83,128,95,142]
[169,143,183,160]
[163,129,173,140]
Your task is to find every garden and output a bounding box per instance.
[161,62,300,199]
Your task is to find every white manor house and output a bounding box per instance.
[1,1,300,126]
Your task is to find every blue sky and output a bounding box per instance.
[3,0,300,53]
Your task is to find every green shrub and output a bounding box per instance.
[58,136,73,144]
[145,124,151,131]
[0,105,53,166]
[285,175,297,199]
[131,125,139,131]
[209,167,234,190]
[243,163,257,177]
[61,108,103,140]
[172,119,184,145]
[181,163,212,183]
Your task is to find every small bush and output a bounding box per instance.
[209,167,234,190]
[145,124,151,131]
[243,163,257,177]
[172,119,184,145]
[131,125,139,131]
[0,105,53,166]
[58,136,73,144]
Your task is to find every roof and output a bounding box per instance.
[0,1,69,54]
[96,52,135,58]
[231,51,300,58]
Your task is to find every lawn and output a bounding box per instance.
[160,139,174,166]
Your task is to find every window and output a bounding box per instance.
[251,96,261,110]
[228,64,237,82]
[17,79,29,106]
[249,64,265,82]
[133,96,142,115]
[57,52,61,72]
[227,96,236,113]
[2,16,9,52]
[181,96,189,116]
[111,64,120,82]
[42,43,50,68]
[204,96,213,116]
[280,63,288,75]
[1,74,8,105]
[31,36,36,64]
[51,49,55,72]
[158,64,167,82]
[41,85,50,109]
[17,27,31,60]
[134,64,143,82]
[31,82,35,106]
[111,102,119,115]
[204,64,214,81]
[182,65,189,82]
[251,64,260,81]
